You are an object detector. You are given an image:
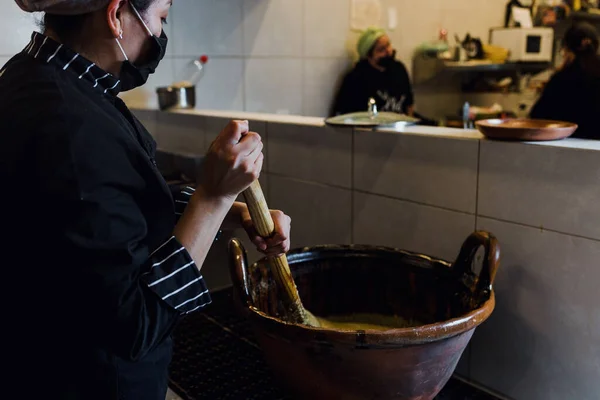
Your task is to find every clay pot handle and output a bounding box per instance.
[228,237,253,307]
[451,231,500,296]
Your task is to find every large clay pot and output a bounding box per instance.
[228,231,500,400]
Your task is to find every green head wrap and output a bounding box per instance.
[357,27,386,59]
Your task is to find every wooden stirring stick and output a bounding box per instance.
[243,180,320,327]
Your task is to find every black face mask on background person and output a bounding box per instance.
[115,4,168,91]
[378,50,397,69]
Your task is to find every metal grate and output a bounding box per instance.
[169,288,500,400]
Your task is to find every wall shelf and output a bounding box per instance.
[412,9,599,92]
[412,55,551,91]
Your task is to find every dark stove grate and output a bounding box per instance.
[169,288,501,400]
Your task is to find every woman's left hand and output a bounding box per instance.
[242,209,291,256]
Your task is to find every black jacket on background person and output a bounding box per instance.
[1,32,212,399]
[530,60,600,140]
[331,59,414,116]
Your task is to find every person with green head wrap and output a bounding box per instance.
[356,27,387,60]
[331,26,415,117]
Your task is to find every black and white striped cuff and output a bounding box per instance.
[142,236,211,314]
[174,186,195,216]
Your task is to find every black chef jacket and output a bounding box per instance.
[530,60,600,140]
[0,32,212,399]
[331,59,414,116]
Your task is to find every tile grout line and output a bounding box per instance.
[474,140,481,232]
[267,172,600,242]
[468,134,480,382]
[350,128,355,244]
[240,0,247,112]
[265,122,270,203]
[267,171,476,215]
[300,1,307,114]
[477,215,600,243]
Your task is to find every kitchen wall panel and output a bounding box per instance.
[269,175,353,248]
[472,218,600,400]
[104,0,510,119]
[0,3,39,56]
[243,0,304,58]
[170,0,244,57]
[173,58,245,111]
[268,122,352,188]
[354,130,479,213]
[244,58,303,115]
[479,140,600,241]
[303,57,351,117]
[353,192,476,261]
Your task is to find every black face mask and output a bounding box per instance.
[378,50,397,69]
[116,4,168,91]
[119,30,168,92]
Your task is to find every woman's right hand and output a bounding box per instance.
[198,120,264,201]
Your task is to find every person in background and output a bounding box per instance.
[530,22,600,139]
[331,27,415,117]
[2,0,291,399]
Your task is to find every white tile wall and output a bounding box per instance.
[303,58,351,117]
[269,175,352,248]
[354,131,479,213]
[244,58,303,115]
[170,0,244,57]
[353,192,476,261]
[304,0,351,58]
[268,122,352,187]
[472,218,600,400]
[1,4,39,56]
[155,112,206,156]
[243,0,303,57]
[478,141,600,241]
[440,0,506,43]
[174,58,244,111]
[383,0,444,69]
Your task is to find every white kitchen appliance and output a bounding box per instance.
[490,27,554,62]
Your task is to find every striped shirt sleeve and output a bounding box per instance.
[141,236,211,314]
[173,186,195,217]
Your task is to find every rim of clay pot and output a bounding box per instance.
[246,294,495,346]
[232,236,499,346]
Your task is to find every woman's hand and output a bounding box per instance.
[198,120,264,201]
[241,209,292,257]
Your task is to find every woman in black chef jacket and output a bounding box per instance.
[530,22,600,140]
[1,1,291,399]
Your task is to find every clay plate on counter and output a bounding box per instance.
[475,118,578,141]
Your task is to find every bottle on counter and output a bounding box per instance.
[172,55,209,89]
[463,102,471,129]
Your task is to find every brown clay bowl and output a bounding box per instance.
[475,118,578,141]
[228,232,500,400]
